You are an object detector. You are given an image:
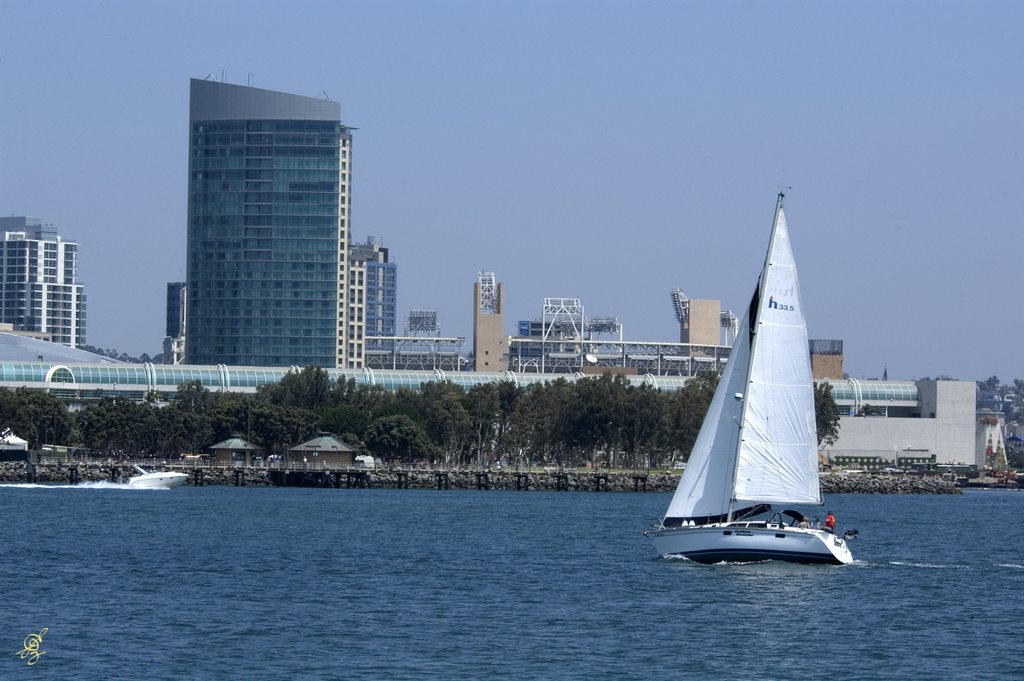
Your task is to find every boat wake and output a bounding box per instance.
[887,560,1023,571]
[0,481,168,490]
[888,560,960,569]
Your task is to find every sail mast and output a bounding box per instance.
[726,192,786,522]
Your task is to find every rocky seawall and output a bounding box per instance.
[820,473,962,495]
[0,462,962,494]
[0,462,276,486]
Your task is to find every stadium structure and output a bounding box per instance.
[0,273,981,467]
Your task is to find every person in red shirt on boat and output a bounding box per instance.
[824,512,836,533]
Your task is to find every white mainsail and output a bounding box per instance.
[663,197,820,523]
[733,203,821,507]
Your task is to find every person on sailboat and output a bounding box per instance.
[798,517,811,529]
[825,512,836,533]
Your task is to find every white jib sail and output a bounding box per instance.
[663,319,751,521]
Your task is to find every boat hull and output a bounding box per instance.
[646,523,853,565]
[127,472,189,489]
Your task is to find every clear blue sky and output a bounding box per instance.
[2,1,1021,382]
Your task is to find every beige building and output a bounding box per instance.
[209,437,260,466]
[810,339,844,380]
[680,299,720,346]
[473,272,508,372]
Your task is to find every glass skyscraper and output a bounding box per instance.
[185,78,354,367]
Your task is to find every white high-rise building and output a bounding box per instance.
[0,217,86,348]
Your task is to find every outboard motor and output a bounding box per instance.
[843,528,859,540]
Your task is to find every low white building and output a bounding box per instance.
[821,379,976,468]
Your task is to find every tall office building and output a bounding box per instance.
[0,217,86,348]
[185,78,356,367]
[348,237,397,354]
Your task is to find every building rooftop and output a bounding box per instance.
[0,334,120,365]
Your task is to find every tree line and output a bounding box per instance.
[0,366,840,469]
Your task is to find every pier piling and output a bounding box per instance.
[344,471,370,488]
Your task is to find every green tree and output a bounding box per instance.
[255,404,318,459]
[174,380,212,413]
[417,382,473,466]
[318,404,372,442]
[465,382,500,467]
[76,398,159,458]
[662,371,718,464]
[257,365,332,411]
[152,406,209,457]
[0,387,77,448]
[363,414,435,464]
[492,379,521,461]
[513,379,575,466]
[814,381,841,447]
[568,374,627,467]
[1007,442,1024,469]
[620,382,665,468]
[980,375,1000,392]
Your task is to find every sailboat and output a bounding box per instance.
[645,194,855,565]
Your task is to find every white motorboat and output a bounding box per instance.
[127,465,188,489]
[645,194,856,565]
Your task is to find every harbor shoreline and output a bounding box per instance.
[0,461,964,494]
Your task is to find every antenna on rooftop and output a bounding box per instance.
[320,90,331,100]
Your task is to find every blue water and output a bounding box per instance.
[1,484,1021,680]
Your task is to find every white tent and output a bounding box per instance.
[0,428,29,450]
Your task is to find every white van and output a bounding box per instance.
[354,455,376,470]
